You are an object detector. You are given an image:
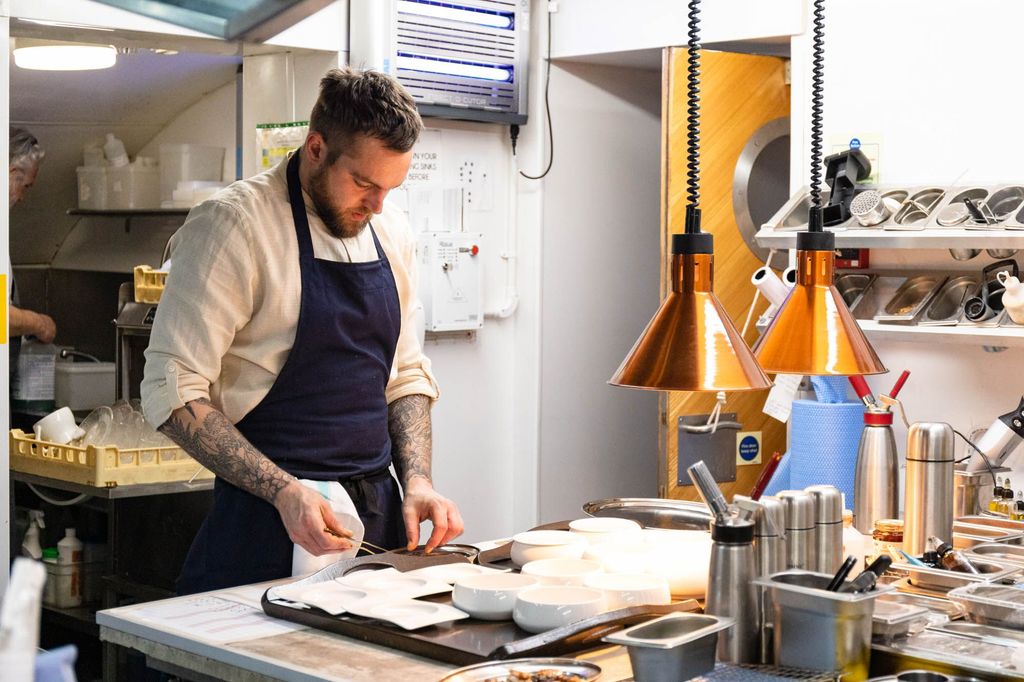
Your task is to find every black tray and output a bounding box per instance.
[260,540,700,666]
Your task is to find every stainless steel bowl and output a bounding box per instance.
[950,248,981,261]
[986,249,1018,259]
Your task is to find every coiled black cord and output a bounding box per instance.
[684,0,701,228]
[808,0,825,222]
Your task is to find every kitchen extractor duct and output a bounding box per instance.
[92,0,334,42]
[350,0,529,125]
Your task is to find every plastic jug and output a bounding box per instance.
[103,133,129,167]
[12,340,57,413]
[998,270,1024,324]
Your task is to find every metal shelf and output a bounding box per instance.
[755,227,1024,249]
[42,603,100,637]
[859,320,1024,348]
[12,470,214,499]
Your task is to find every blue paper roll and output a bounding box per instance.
[762,450,792,497]
[789,399,864,507]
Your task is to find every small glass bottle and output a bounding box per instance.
[931,536,981,574]
[871,519,904,564]
[1001,481,1015,516]
[991,477,1005,512]
[1014,491,1024,521]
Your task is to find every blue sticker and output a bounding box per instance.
[739,435,760,462]
[849,138,862,149]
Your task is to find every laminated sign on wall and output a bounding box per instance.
[256,122,309,171]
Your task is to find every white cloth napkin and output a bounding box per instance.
[291,479,365,577]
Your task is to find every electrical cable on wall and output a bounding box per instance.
[510,4,554,179]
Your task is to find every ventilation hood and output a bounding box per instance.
[93,0,334,42]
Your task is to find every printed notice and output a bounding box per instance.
[763,374,803,423]
[135,595,304,643]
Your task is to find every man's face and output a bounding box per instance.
[9,161,38,207]
[307,134,412,239]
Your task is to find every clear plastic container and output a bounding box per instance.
[871,600,930,641]
[159,143,224,202]
[107,164,160,209]
[948,582,1024,630]
[76,166,107,209]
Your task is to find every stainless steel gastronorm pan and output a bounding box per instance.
[921,276,980,326]
[875,275,947,324]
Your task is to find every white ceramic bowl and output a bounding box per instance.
[568,517,643,544]
[582,539,656,575]
[452,573,539,621]
[520,558,604,586]
[583,573,671,610]
[644,529,713,597]
[511,530,587,566]
[513,586,608,634]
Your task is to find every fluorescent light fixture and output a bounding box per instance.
[397,0,513,29]
[14,45,117,71]
[396,54,512,81]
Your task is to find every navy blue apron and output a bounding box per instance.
[177,152,407,595]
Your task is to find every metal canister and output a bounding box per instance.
[777,490,815,570]
[805,485,844,574]
[903,422,955,557]
[854,410,900,534]
[752,495,786,665]
[705,517,760,664]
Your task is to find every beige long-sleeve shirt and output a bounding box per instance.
[141,156,439,429]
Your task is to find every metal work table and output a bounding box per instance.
[97,582,634,682]
[12,470,214,499]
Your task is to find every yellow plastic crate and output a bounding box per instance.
[133,265,168,304]
[10,429,214,487]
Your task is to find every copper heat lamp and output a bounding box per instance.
[752,0,886,376]
[610,0,771,392]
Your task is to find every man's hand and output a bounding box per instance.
[32,312,56,343]
[402,478,464,552]
[274,480,355,556]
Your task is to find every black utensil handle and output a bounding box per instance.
[826,555,858,591]
[984,258,1020,281]
[490,600,701,660]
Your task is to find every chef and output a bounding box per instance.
[9,128,57,345]
[141,68,463,594]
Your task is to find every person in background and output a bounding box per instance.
[9,128,56,393]
[142,68,463,594]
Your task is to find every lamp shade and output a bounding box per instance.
[753,247,886,376]
[610,246,772,392]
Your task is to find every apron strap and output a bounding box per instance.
[286,151,315,260]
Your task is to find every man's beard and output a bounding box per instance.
[308,168,371,239]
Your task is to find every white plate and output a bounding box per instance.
[275,582,373,615]
[404,563,509,584]
[351,599,469,630]
[336,567,452,599]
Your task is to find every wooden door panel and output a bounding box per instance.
[660,48,790,501]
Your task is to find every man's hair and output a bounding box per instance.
[10,127,44,170]
[309,67,422,164]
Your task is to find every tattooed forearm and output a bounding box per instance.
[389,394,433,487]
[160,398,294,503]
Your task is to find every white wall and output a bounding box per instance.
[536,60,661,521]
[139,81,237,184]
[551,0,802,60]
[788,0,1024,486]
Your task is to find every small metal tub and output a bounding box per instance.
[894,558,1018,592]
[603,612,732,682]
[836,273,877,310]
[876,275,947,324]
[966,542,1024,566]
[921,276,980,326]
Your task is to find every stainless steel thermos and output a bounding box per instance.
[806,484,844,574]
[777,490,815,570]
[854,409,900,534]
[903,422,955,557]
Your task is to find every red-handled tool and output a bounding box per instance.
[887,370,910,399]
[848,375,876,408]
[750,451,783,501]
